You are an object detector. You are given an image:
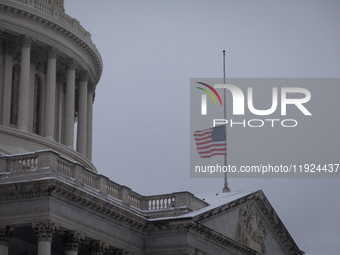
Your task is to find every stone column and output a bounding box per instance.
[76,70,88,156]
[61,231,85,255]
[56,73,66,143]
[17,36,33,131]
[2,41,15,126]
[0,226,13,255]
[86,84,94,160]
[64,58,77,147]
[87,240,109,255]
[44,46,59,140]
[32,221,59,255]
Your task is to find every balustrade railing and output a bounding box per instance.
[6,154,38,173]
[0,150,206,213]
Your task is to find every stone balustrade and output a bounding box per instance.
[0,150,208,217]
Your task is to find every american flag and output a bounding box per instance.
[193,125,227,158]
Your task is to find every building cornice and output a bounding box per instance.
[0,0,102,85]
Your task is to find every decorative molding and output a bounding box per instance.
[0,226,13,245]
[61,231,85,252]
[237,204,267,254]
[0,1,103,84]
[87,240,109,255]
[32,221,59,242]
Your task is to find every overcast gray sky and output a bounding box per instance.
[65,1,340,254]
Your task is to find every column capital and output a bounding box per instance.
[20,35,33,48]
[66,58,77,71]
[46,46,60,59]
[79,70,89,83]
[0,226,14,245]
[32,221,59,242]
[61,231,85,252]
[3,40,15,56]
[87,240,109,255]
[88,82,95,94]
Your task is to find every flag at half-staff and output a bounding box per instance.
[193,124,226,158]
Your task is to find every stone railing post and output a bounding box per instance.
[140,198,148,210]
[119,186,131,206]
[73,163,84,188]
[96,175,108,196]
[36,151,58,172]
[174,192,190,208]
[0,157,8,175]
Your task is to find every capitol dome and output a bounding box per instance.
[0,0,102,172]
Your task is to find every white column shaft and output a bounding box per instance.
[64,69,75,147]
[0,245,8,255]
[86,91,93,160]
[37,241,51,255]
[17,46,31,131]
[44,57,56,139]
[76,81,87,155]
[2,54,13,126]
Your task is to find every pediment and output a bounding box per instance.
[192,190,303,255]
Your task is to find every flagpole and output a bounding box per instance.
[223,50,230,192]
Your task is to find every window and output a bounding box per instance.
[33,74,41,134]
[10,64,20,126]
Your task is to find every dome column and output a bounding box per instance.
[0,226,13,255]
[32,221,59,255]
[64,58,77,147]
[76,70,88,156]
[86,84,94,160]
[44,46,59,140]
[2,41,15,126]
[61,231,85,255]
[17,35,33,131]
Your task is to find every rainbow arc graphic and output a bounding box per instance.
[196,82,222,115]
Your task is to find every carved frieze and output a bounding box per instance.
[237,204,267,254]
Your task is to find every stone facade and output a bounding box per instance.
[0,1,304,254]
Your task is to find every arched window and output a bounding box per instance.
[33,74,41,134]
[10,64,20,126]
